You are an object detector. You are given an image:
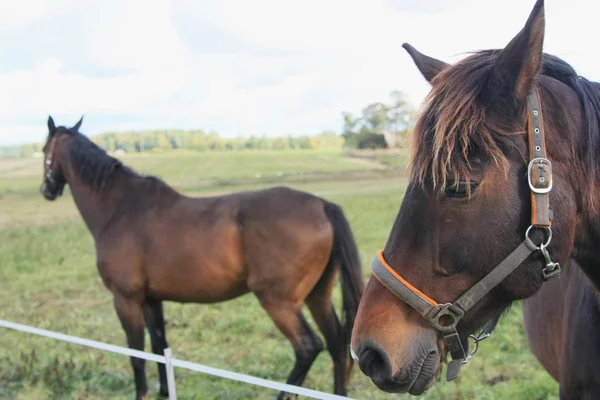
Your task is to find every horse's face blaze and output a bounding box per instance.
[352,0,579,394]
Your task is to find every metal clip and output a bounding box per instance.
[462,329,492,364]
[540,244,561,281]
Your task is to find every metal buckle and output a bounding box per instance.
[527,157,553,194]
[426,303,464,332]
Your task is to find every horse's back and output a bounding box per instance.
[239,185,329,220]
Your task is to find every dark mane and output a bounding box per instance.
[409,50,600,206]
[57,127,171,192]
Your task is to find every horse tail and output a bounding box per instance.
[323,201,365,384]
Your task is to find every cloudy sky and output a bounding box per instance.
[1,0,598,145]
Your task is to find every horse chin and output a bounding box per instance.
[42,189,57,201]
[41,184,64,201]
[408,350,443,395]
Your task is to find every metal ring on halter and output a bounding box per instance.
[524,225,552,249]
[462,330,492,364]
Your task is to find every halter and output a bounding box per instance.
[45,136,58,185]
[371,89,561,381]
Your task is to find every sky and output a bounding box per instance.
[1,0,599,145]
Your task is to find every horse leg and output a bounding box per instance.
[305,268,347,396]
[114,294,148,400]
[256,296,324,400]
[307,300,345,395]
[143,299,169,397]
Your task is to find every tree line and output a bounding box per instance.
[88,129,345,153]
[0,130,344,158]
[0,90,415,158]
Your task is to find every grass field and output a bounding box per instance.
[0,149,558,399]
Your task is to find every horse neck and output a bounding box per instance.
[62,155,132,237]
[573,206,600,292]
[555,80,600,290]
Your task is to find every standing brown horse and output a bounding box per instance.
[39,117,365,400]
[523,258,600,400]
[351,0,600,396]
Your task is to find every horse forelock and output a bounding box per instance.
[408,51,600,212]
[409,51,521,195]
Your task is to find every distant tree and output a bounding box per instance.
[341,112,360,148]
[245,136,259,149]
[340,90,415,149]
[257,135,270,150]
[362,103,389,133]
[106,135,116,152]
[387,90,415,147]
[272,138,288,150]
[157,134,172,150]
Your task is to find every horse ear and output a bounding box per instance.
[491,0,545,102]
[47,116,56,134]
[402,43,449,83]
[71,115,84,131]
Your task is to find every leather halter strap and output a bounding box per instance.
[370,89,560,381]
[528,89,553,227]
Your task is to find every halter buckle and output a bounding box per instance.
[527,157,553,194]
[426,303,464,332]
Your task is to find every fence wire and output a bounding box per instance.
[0,319,353,400]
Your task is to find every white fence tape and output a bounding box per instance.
[0,319,353,400]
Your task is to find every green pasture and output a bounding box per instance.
[0,149,558,399]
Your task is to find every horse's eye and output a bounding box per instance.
[444,182,479,198]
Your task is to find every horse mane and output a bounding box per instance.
[56,126,173,193]
[409,50,600,208]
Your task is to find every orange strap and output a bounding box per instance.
[372,250,438,307]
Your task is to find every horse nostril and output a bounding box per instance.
[358,343,392,380]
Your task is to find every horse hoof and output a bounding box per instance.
[159,388,170,398]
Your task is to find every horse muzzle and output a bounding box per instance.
[354,335,443,395]
[41,181,65,200]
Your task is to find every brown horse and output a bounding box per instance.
[523,258,600,400]
[351,0,600,396]
[39,117,365,400]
